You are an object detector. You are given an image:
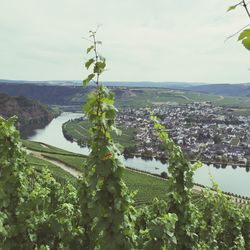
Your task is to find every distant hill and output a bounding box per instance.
[2,79,250,98]
[0,92,56,137]
[0,83,89,105]
[1,79,250,119]
[186,83,250,97]
[0,79,207,88]
[0,82,125,106]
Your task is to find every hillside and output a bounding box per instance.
[186,83,250,97]
[0,83,88,105]
[0,92,56,137]
[1,82,250,110]
[23,140,169,205]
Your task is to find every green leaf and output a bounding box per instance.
[85,58,95,69]
[238,29,250,51]
[94,61,106,74]
[151,115,159,122]
[87,45,94,53]
[83,73,95,87]
[192,161,202,171]
[111,126,122,136]
[227,5,238,12]
[83,92,97,112]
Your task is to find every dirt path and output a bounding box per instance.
[27,150,81,178]
[40,143,49,149]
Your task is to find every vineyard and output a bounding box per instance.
[1,26,250,249]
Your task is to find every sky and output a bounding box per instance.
[0,0,249,83]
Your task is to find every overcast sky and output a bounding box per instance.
[0,0,249,83]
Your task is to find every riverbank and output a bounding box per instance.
[124,153,249,169]
[28,112,250,197]
[61,116,250,169]
[24,140,250,204]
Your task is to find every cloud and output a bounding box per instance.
[0,0,249,83]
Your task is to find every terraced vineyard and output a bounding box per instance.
[25,140,250,206]
[113,88,250,111]
[24,140,168,205]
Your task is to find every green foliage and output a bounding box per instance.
[27,154,77,185]
[239,29,250,51]
[228,1,250,51]
[151,116,250,249]
[135,199,177,249]
[24,142,170,205]
[151,115,201,249]
[196,180,248,249]
[79,31,136,249]
[0,116,83,249]
[17,168,83,249]
[0,116,28,247]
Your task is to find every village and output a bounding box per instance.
[117,102,250,167]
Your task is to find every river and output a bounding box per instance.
[29,112,250,197]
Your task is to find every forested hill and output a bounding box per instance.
[2,80,250,102]
[0,82,133,106]
[0,92,55,137]
[0,83,88,105]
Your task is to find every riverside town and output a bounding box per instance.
[115,102,250,167]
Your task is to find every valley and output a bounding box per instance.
[26,112,250,198]
[1,80,250,197]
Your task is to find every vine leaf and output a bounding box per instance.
[83,73,95,87]
[85,58,94,69]
[227,5,238,12]
[94,61,106,74]
[87,45,94,53]
[238,29,250,51]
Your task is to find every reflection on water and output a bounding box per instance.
[29,112,250,197]
[29,113,90,155]
[21,120,52,139]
